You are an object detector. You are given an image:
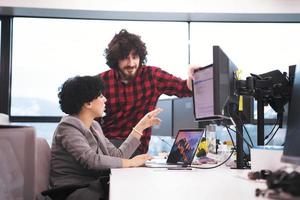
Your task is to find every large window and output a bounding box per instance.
[190,22,300,77]
[9,18,300,147]
[11,18,188,143]
[190,22,300,126]
[11,18,189,116]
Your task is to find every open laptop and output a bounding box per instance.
[145,129,204,168]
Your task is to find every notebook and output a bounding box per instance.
[145,129,204,168]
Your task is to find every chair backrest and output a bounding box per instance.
[35,137,51,196]
[0,126,36,200]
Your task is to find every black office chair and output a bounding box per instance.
[41,169,111,200]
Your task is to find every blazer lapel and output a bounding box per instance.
[91,128,109,155]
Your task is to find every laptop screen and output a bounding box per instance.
[167,129,204,165]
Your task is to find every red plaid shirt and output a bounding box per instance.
[99,66,192,153]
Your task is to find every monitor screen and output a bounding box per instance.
[193,65,214,120]
[281,64,300,165]
[192,46,238,122]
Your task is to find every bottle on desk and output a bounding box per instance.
[217,144,229,161]
[206,124,217,154]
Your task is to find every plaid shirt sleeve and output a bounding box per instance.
[153,67,192,97]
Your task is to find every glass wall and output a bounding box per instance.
[11,18,189,117]
[190,22,300,78]
[11,18,188,142]
[10,18,300,147]
[190,22,300,146]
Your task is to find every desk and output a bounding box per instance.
[110,167,267,200]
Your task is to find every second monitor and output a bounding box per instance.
[192,45,238,123]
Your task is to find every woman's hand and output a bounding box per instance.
[122,154,152,167]
[134,108,162,134]
[130,154,152,167]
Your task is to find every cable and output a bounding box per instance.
[225,126,236,147]
[229,110,254,149]
[192,121,237,169]
[265,126,280,145]
[264,118,279,140]
[264,117,280,145]
[243,125,254,147]
[225,124,253,149]
[225,125,250,157]
[193,102,249,169]
[157,136,172,148]
[227,97,254,147]
[192,147,235,169]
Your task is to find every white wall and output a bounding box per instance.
[1,0,300,14]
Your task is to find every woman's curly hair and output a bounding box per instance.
[104,29,148,69]
[58,76,104,115]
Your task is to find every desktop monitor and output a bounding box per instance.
[192,46,238,123]
[281,65,300,165]
[173,97,199,137]
[152,98,173,136]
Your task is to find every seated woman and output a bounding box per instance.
[50,75,162,200]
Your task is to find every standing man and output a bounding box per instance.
[98,29,194,155]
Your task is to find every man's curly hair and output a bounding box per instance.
[104,29,148,69]
[58,76,104,115]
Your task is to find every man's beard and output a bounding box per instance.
[120,66,138,80]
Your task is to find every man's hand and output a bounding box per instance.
[187,65,201,91]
